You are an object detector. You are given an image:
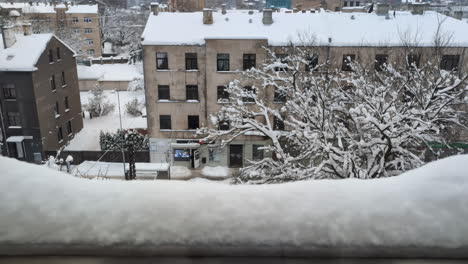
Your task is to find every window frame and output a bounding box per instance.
[217,86,229,103]
[158,85,170,100]
[84,17,92,23]
[84,28,93,34]
[160,115,172,130]
[50,75,56,91]
[274,54,288,72]
[2,83,16,99]
[440,55,460,71]
[187,115,200,130]
[72,17,79,23]
[374,54,388,72]
[273,116,285,131]
[186,85,199,101]
[217,53,230,71]
[7,112,21,127]
[48,49,54,63]
[252,145,265,161]
[61,71,66,86]
[56,47,61,60]
[242,86,256,103]
[341,54,356,72]
[67,120,73,135]
[64,96,70,110]
[57,127,63,142]
[156,52,169,70]
[305,54,319,72]
[185,53,198,70]
[243,54,256,70]
[407,54,421,69]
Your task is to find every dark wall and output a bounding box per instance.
[45,150,150,164]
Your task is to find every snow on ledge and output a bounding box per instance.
[1,155,468,255]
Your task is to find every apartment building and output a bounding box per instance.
[141,6,468,170]
[0,25,83,163]
[0,2,101,58]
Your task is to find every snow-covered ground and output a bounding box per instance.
[65,90,147,151]
[74,161,169,179]
[1,155,468,255]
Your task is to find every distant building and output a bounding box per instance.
[0,2,102,58]
[169,0,205,11]
[141,5,468,170]
[265,0,291,8]
[0,26,84,163]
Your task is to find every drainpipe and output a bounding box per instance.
[326,37,332,79]
[0,101,10,157]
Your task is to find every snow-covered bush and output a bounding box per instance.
[128,76,144,91]
[125,98,143,117]
[100,129,148,151]
[85,86,115,117]
[200,45,467,184]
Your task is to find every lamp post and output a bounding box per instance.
[116,90,126,177]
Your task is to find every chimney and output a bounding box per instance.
[262,8,273,25]
[150,2,159,15]
[28,1,33,6]
[376,3,389,16]
[454,10,463,20]
[411,3,427,15]
[203,8,213,24]
[221,4,226,14]
[1,26,17,49]
[22,23,32,36]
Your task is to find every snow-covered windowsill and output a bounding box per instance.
[160,129,198,132]
[65,109,70,113]
[186,100,199,103]
[217,70,240,74]
[62,85,67,88]
[8,126,22,129]
[55,114,61,119]
[52,89,57,93]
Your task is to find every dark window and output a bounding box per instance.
[305,54,319,72]
[218,119,230,130]
[355,1,360,6]
[274,87,287,102]
[156,52,168,69]
[242,86,255,103]
[56,47,61,60]
[160,115,171,130]
[158,85,170,100]
[7,112,21,126]
[57,127,63,142]
[273,116,285,130]
[252,145,264,161]
[375,54,388,72]
[243,54,256,70]
[217,53,230,71]
[188,115,199,129]
[55,101,60,116]
[48,49,54,63]
[344,1,348,6]
[64,97,70,110]
[440,55,460,71]
[350,1,354,6]
[2,83,16,99]
[67,120,73,135]
[217,86,229,102]
[50,75,56,91]
[185,53,198,70]
[61,71,66,86]
[407,54,421,69]
[342,54,356,71]
[186,85,199,101]
[274,54,288,71]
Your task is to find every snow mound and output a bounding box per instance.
[1,155,468,251]
[201,166,230,179]
[170,166,192,179]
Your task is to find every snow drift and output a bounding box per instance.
[0,155,468,257]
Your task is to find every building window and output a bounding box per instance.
[218,119,230,130]
[252,145,264,161]
[67,121,73,135]
[344,1,348,6]
[50,75,56,91]
[156,52,169,70]
[86,39,94,45]
[375,54,388,72]
[61,71,66,86]
[158,85,170,100]
[242,86,255,103]
[407,54,421,69]
[55,101,60,116]
[64,96,70,110]
[342,54,356,71]
[186,85,199,101]
[440,55,460,71]
[2,83,16,99]
[56,47,61,60]
[355,1,360,6]
[188,115,199,130]
[217,53,230,71]
[48,49,54,63]
[185,53,198,70]
[274,87,287,103]
[274,54,288,71]
[350,1,354,6]
[243,54,256,70]
[305,54,319,71]
[72,17,78,23]
[57,127,63,142]
[217,86,229,102]
[273,116,285,130]
[160,115,171,130]
[84,17,92,23]
[84,28,93,33]
[209,148,220,162]
[73,28,80,33]
[7,112,21,127]
[87,49,95,56]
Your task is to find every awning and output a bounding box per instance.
[6,136,33,143]
[171,143,200,149]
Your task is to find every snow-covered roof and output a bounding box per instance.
[65,4,98,14]
[141,10,468,47]
[77,64,142,81]
[0,33,54,72]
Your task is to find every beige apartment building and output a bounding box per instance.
[142,5,468,170]
[0,2,101,57]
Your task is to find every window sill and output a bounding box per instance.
[160,129,198,132]
[55,114,61,119]
[186,100,199,103]
[65,109,70,113]
[62,85,67,88]
[216,70,239,73]
[273,101,286,104]
[52,89,57,93]
[57,59,61,62]
[156,69,170,72]
[185,69,199,72]
[49,62,54,64]
[217,101,230,104]
[5,98,17,101]
[58,140,64,144]
[68,133,74,138]
[8,126,22,129]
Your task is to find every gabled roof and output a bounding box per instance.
[65,4,99,14]
[141,10,468,47]
[0,33,75,72]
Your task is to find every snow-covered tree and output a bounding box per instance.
[125,98,144,117]
[200,45,467,184]
[84,86,115,117]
